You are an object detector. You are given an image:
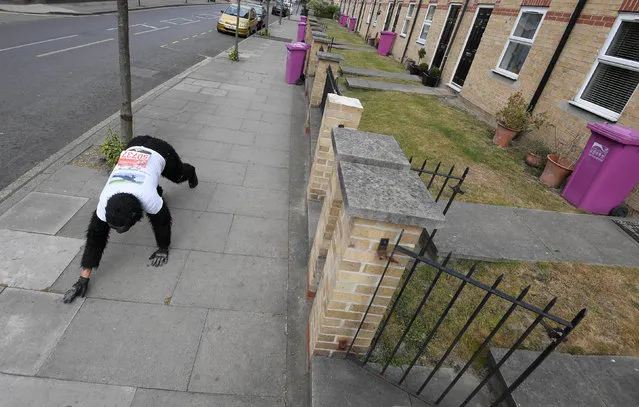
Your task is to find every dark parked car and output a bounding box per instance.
[271,1,290,16]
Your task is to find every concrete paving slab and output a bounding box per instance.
[0,192,88,235]
[311,357,413,407]
[162,180,217,212]
[197,127,257,145]
[229,144,290,168]
[131,388,283,407]
[260,112,294,126]
[0,374,135,407]
[139,120,204,141]
[180,156,247,185]
[188,309,286,397]
[225,215,288,258]
[35,165,106,197]
[110,209,234,252]
[182,99,220,114]
[208,184,289,219]
[341,66,421,81]
[191,112,242,129]
[490,348,607,407]
[56,198,97,239]
[38,298,207,391]
[0,289,83,375]
[169,138,233,161]
[50,244,188,304]
[148,96,190,110]
[160,88,212,103]
[0,229,82,290]
[137,105,193,123]
[171,252,287,313]
[241,119,290,136]
[346,77,454,96]
[573,355,639,407]
[516,209,639,265]
[253,132,292,152]
[244,164,290,191]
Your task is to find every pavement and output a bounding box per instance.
[434,202,639,266]
[0,19,310,407]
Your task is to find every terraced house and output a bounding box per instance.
[341,0,639,210]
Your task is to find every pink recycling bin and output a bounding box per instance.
[348,17,357,31]
[378,31,397,56]
[285,42,310,84]
[339,14,346,25]
[301,15,307,23]
[297,21,307,42]
[562,123,639,214]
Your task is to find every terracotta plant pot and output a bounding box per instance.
[493,123,518,148]
[525,152,544,168]
[540,154,574,188]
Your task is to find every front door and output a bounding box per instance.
[391,3,403,32]
[431,4,462,68]
[452,7,493,87]
[383,2,395,31]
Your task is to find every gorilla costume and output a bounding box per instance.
[63,135,198,303]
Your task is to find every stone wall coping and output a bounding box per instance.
[312,30,329,38]
[338,162,447,229]
[313,36,332,44]
[316,52,344,62]
[332,127,411,171]
[327,93,362,109]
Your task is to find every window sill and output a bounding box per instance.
[568,100,619,122]
[491,68,518,81]
[400,33,407,38]
[415,39,425,45]
[447,82,462,92]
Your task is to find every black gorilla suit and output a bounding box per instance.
[63,135,198,303]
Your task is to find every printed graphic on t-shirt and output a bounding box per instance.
[116,150,150,169]
[108,171,146,185]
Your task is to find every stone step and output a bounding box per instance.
[345,77,455,97]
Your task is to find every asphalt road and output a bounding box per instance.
[0,4,254,190]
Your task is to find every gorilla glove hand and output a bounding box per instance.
[63,276,89,303]
[149,248,169,267]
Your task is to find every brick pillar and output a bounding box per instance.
[308,128,410,296]
[307,94,362,201]
[310,52,344,107]
[305,37,333,78]
[308,162,446,357]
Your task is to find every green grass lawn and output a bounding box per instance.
[371,260,639,369]
[323,18,366,45]
[335,49,408,73]
[339,88,578,212]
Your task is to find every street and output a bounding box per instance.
[0,4,251,189]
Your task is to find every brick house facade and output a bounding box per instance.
[339,0,639,211]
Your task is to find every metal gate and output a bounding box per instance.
[320,65,340,112]
[344,160,587,406]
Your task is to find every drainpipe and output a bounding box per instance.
[364,0,379,41]
[528,0,588,112]
[400,0,423,63]
[437,0,471,81]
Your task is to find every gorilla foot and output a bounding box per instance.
[189,171,198,189]
[63,277,89,303]
[149,248,169,267]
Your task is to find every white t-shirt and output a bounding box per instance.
[96,146,166,222]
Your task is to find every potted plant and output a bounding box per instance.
[515,137,551,168]
[422,66,440,87]
[539,126,581,188]
[404,58,417,73]
[494,91,546,148]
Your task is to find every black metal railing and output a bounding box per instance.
[409,157,468,260]
[346,235,586,406]
[328,37,335,52]
[320,64,341,112]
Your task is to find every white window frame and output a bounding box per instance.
[400,2,416,37]
[416,4,437,45]
[367,2,373,24]
[571,13,639,121]
[448,4,494,90]
[494,6,547,80]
